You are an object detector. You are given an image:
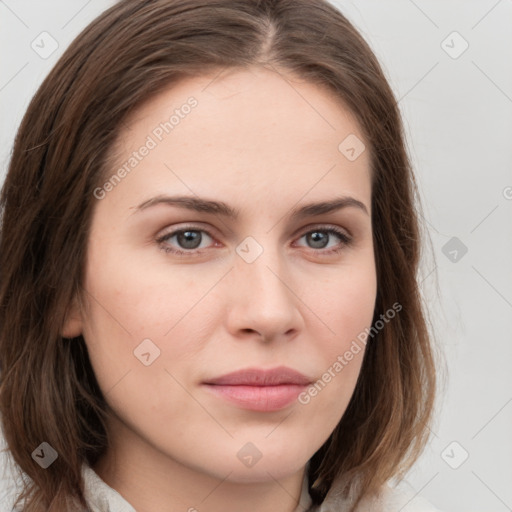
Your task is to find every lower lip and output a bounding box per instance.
[203,384,307,412]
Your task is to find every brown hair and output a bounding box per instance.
[0,0,436,510]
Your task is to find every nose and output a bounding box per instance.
[224,242,304,343]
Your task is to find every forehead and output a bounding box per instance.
[105,66,371,214]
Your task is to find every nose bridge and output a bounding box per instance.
[236,235,290,302]
[228,234,302,339]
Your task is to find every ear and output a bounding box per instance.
[61,295,83,339]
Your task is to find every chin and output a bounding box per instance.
[201,439,312,484]
[219,460,306,484]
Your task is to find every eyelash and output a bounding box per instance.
[156,224,353,257]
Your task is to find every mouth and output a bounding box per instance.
[202,366,312,412]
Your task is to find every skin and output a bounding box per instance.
[62,66,377,512]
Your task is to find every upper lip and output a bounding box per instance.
[204,366,312,386]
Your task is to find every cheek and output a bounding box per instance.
[301,258,377,399]
[307,255,377,346]
[80,237,204,391]
[81,237,245,423]
[83,228,207,336]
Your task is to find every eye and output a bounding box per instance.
[295,227,352,254]
[156,225,216,255]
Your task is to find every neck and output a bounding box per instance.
[93,416,308,512]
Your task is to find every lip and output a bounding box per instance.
[202,366,312,412]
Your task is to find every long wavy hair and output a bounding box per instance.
[0,0,437,510]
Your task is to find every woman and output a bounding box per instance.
[0,0,440,511]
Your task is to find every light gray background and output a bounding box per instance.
[1,1,511,511]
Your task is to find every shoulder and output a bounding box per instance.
[315,479,445,512]
[370,482,444,512]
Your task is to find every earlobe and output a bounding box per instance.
[61,296,83,339]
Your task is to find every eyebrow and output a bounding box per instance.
[132,194,369,219]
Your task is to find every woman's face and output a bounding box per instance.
[65,66,376,483]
